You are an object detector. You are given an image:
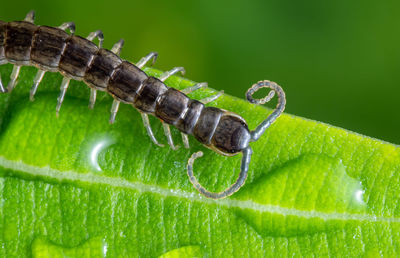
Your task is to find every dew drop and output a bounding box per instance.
[102,242,108,257]
[351,182,366,208]
[85,135,116,172]
[233,154,367,237]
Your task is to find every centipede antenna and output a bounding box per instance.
[7,65,21,92]
[200,90,223,104]
[111,39,124,55]
[56,77,71,116]
[109,99,120,124]
[30,69,46,101]
[159,67,185,82]
[24,10,35,23]
[87,30,104,48]
[140,112,164,147]
[0,74,6,93]
[246,80,286,141]
[187,147,253,199]
[59,22,75,34]
[136,52,158,69]
[162,122,179,150]
[181,82,208,95]
[181,133,190,149]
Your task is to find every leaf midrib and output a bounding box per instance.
[0,155,398,223]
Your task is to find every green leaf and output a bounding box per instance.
[32,237,106,258]
[159,246,203,258]
[0,64,399,257]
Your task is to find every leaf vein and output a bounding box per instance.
[2,156,400,223]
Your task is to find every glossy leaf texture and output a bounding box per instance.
[0,64,399,257]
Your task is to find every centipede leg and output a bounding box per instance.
[56,77,71,116]
[58,22,76,34]
[109,99,120,124]
[162,122,179,150]
[136,52,158,69]
[7,65,21,92]
[88,88,97,109]
[0,74,6,93]
[111,39,124,55]
[24,10,35,23]
[106,39,126,123]
[159,67,185,82]
[86,30,104,108]
[30,69,45,101]
[181,82,208,95]
[140,112,164,147]
[87,30,104,48]
[200,90,224,104]
[181,133,190,149]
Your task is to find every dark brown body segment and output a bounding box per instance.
[5,21,37,64]
[155,88,190,124]
[31,26,69,71]
[175,100,204,134]
[212,114,251,154]
[0,21,6,64]
[0,17,253,156]
[59,35,97,79]
[84,48,122,90]
[193,107,223,145]
[108,61,147,102]
[134,77,167,113]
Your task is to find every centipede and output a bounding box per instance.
[0,11,286,199]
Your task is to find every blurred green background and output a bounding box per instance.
[0,0,399,144]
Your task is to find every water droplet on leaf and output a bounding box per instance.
[233,154,367,237]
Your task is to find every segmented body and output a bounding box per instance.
[0,12,286,199]
[0,19,250,155]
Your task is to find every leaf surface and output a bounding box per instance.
[0,64,399,257]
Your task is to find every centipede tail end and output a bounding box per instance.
[187,147,252,199]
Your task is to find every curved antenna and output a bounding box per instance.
[187,147,252,199]
[246,80,286,141]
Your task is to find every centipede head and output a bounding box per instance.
[210,112,251,156]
